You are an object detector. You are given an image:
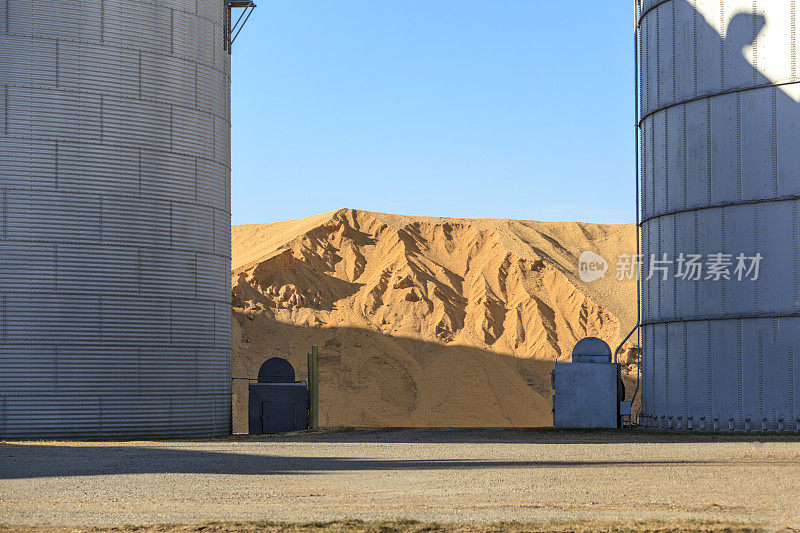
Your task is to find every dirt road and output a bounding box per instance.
[2,428,799,528]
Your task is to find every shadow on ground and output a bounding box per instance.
[3,427,799,480]
[0,443,725,480]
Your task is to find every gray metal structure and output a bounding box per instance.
[0,1,233,437]
[639,0,800,431]
[552,338,622,429]
[248,358,310,434]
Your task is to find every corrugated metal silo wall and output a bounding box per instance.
[0,0,232,437]
[640,0,800,431]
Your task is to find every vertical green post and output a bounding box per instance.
[306,350,312,427]
[308,345,319,429]
[306,351,313,428]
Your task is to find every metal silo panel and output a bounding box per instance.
[640,0,800,431]
[0,0,231,438]
[685,320,710,421]
[665,106,686,214]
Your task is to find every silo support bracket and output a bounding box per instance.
[225,0,256,53]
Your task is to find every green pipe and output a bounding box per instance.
[308,346,319,429]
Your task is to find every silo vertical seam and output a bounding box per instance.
[758,330,763,419]
[213,395,218,433]
[751,1,758,85]
[793,2,797,80]
[753,205,759,314]
[707,321,712,420]
[683,106,688,209]
[671,1,677,106]
[100,94,104,144]
[658,217,663,319]
[138,51,142,99]
[4,85,8,135]
[99,194,104,244]
[773,318,778,346]
[642,122,648,218]
[169,202,173,247]
[694,212,699,316]
[719,0,725,90]
[642,116,647,224]
[100,3,105,43]
[693,1,698,97]
[656,8,661,109]
[170,9,174,55]
[137,149,142,196]
[683,322,688,418]
[54,141,59,189]
[169,299,173,345]
[665,112,670,209]
[774,320,780,420]
[651,116,656,218]
[673,1,679,103]
[170,105,174,151]
[673,216,677,320]
[2,188,6,240]
[706,99,712,204]
[137,249,141,294]
[99,296,104,345]
[641,327,647,418]
[721,208,726,314]
[54,346,58,393]
[736,93,742,202]
[54,244,58,292]
[665,323,670,418]
[212,8,218,69]
[790,346,796,424]
[652,326,657,418]
[646,15,651,117]
[771,88,777,197]
[793,203,798,313]
[737,319,743,424]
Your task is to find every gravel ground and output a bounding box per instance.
[1,428,799,529]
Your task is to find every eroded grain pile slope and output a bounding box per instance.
[232,209,637,429]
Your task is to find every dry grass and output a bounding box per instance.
[0,519,776,533]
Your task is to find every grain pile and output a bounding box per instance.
[232,209,637,430]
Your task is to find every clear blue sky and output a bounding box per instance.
[230,1,635,225]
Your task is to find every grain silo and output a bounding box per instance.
[639,0,800,431]
[0,0,253,437]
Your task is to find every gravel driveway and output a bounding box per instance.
[1,428,799,528]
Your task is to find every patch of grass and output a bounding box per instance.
[0,519,770,533]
